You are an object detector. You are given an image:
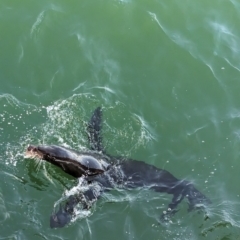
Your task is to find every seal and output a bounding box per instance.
[26,107,210,228]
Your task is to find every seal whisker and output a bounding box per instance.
[34,158,43,173]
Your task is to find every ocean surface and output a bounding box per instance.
[1,0,240,239]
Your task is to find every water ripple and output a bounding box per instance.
[30,10,45,38]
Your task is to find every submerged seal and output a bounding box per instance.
[26,107,210,228]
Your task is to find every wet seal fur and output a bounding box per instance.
[26,107,211,228]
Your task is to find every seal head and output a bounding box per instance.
[26,145,107,178]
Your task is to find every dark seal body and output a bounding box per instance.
[26,107,210,228]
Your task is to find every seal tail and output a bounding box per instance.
[160,181,210,221]
[185,183,211,212]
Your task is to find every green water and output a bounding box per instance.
[1,0,240,239]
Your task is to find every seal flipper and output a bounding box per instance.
[50,183,104,228]
[159,182,211,222]
[160,192,185,221]
[87,107,104,152]
[185,183,211,211]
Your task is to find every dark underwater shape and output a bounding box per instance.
[26,107,211,228]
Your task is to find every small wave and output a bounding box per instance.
[132,113,156,146]
[209,22,234,37]
[0,188,10,223]
[186,124,208,137]
[30,4,64,39]
[0,93,37,109]
[18,43,24,63]
[30,11,45,37]
[72,81,87,92]
[89,86,116,94]
[72,33,121,85]
[117,0,132,3]
[209,200,240,228]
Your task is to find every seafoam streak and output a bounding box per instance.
[30,11,45,37]
[0,93,37,108]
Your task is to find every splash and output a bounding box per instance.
[0,94,43,166]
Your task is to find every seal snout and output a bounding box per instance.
[25,145,42,159]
